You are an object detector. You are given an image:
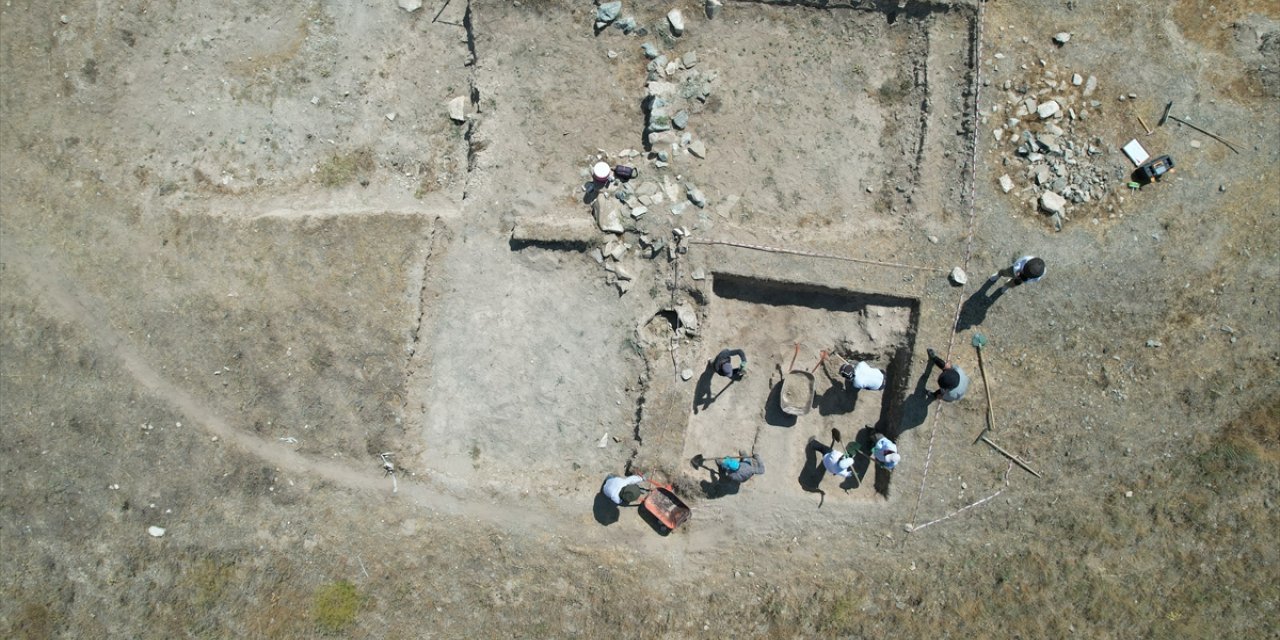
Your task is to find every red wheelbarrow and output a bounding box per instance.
[640,483,690,533]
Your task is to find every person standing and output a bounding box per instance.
[809,437,854,478]
[712,348,747,380]
[601,474,646,505]
[989,255,1045,288]
[839,361,886,391]
[926,348,969,402]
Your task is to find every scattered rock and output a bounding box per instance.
[598,433,609,448]
[147,526,166,538]
[614,265,633,281]
[1053,32,1071,45]
[1145,339,1162,348]
[688,139,706,158]
[673,303,699,331]
[691,268,706,280]
[927,235,939,244]
[673,110,689,130]
[596,1,622,25]
[682,52,698,68]
[614,16,637,34]
[594,199,625,234]
[1071,73,1083,86]
[667,9,685,36]
[999,174,1015,193]
[447,96,467,123]
[642,42,659,59]
[681,368,694,381]
[1083,75,1097,96]
[1040,190,1067,215]
[1189,140,1201,149]
[949,267,968,286]
[398,0,423,11]
[686,184,707,208]
[705,0,722,20]
[385,112,397,121]
[630,205,648,218]
[1036,100,1061,119]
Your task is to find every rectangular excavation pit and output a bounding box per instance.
[682,274,919,502]
[665,3,973,231]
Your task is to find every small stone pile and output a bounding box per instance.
[643,47,714,166]
[583,149,699,294]
[594,1,640,34]
[988,55,1118,229]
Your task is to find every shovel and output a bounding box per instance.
[972,333,996,442]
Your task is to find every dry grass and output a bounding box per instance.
[315,147,376,188]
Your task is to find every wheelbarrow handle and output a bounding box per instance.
[811,350,828,373]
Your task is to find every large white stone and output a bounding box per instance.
[667,9,685,36]
[1036,100,1061,119]
[1040,191,1067,215]
[447,96,467,123]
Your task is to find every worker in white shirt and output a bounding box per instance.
[808,437,854,478]
[989,255,1045,289]
[870,433,901,471]
[600,474,647,505]
[839,361,886,391]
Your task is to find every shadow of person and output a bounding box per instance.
[798,438,827,496]
[956,277,1007,331]
[699,478,741,499]
[815,380,857,416]
[895,360,936,437]
[592,491,620,526]
[765,380,798,428]
[874,465,892,497]
[692,363,734,414]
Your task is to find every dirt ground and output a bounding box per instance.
[2,0,1278,637]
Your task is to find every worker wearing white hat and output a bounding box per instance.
[871,433,901,471]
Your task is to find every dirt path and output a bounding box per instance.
[0,236,751,557]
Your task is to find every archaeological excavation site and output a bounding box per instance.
[2,0,1276,637]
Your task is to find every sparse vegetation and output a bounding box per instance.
[313,580,361,634]
[315,147,375,187]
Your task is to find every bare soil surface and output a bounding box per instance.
[3,0,1277,637]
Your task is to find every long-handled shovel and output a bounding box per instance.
[971,333,1043,478]
[972,333,996,443]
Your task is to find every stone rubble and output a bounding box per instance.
[988,39,1120,229]
[572,33,725,296]
[447,96,467,123]
[667,10,685,36]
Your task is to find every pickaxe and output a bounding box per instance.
[1159,101,1241,154]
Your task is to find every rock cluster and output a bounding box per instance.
[643,48,715,164]
[594,1,639,34]
[988,61,1116,230]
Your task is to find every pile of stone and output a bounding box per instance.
[582,149,702,294]
[643,47,714,166]
[594,1,640,34]
[988,63,1117,229]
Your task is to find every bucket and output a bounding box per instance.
[592,161,612,184]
